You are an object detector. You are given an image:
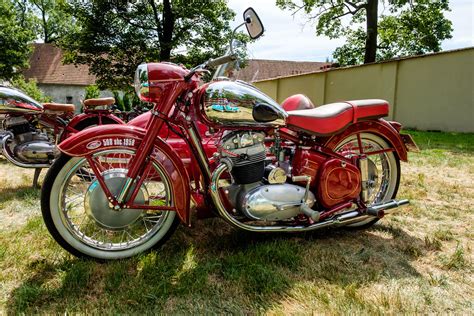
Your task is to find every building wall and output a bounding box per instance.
[38,84,113,112]
[254,48,474,132]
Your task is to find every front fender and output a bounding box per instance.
[59,125,192,225]
[324,119,409,162]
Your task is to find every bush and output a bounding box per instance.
[84,85,100,100]
[112,91,141,112]
[10,76,51,103]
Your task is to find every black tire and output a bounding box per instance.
[41,153,179,261]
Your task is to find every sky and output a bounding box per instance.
[227,0,474,62]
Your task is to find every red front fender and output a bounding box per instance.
[59,125,192,225]
[324,119,409,162]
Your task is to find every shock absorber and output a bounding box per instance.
[358,154,369,203]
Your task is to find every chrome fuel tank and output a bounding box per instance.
[201,80,286,127]
[0,86,43,114]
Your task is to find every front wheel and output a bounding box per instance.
[335,133,401,228]
[41,150,179,260]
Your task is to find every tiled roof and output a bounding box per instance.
[23,44,330,85]
[235,59,331,82]
[23,43,96,85]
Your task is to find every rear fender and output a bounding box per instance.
[59,125,191,225]
[324,119,409,161]
[67,113,125,130]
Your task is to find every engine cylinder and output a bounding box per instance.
[220,131,266,184]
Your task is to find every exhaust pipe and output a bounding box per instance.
[210,163,410,233]
[366,199,409,218]
[0,131,49,168]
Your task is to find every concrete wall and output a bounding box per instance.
[38,84,113,113]
[254,48,474,132]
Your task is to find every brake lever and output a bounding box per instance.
[195,68,211,76]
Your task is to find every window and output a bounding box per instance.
[66,96,73,103]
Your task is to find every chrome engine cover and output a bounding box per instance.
[240,183,315,221]
[14,140,55,163]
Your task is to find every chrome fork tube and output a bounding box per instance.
[187,125,212,181]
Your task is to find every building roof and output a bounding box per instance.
[235,59,331,82]
[23,43,96,86]
[23,44,331,85]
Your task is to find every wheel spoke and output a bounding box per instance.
[57,149,174,252]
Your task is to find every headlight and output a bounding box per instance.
[134,64,149,102]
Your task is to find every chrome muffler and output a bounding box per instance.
[0,131,50,168]
[210,163,409,233]
[366,199,410,218]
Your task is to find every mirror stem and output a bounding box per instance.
[230,22,246,54]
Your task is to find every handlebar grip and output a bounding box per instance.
[206,54,237,68]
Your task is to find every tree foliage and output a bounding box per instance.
[24,0,77,43]
[61,0,236,90]
[277,0,453,66]
[0,1,36,79]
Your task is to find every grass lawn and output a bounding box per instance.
[0,131,472,314]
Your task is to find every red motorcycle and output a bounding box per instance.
[41,8,418,260]
[0,86,124,186]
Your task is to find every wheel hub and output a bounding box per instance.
[84,169,147,230]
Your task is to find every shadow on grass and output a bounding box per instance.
[0,186,40,205]
[6,218,425,314]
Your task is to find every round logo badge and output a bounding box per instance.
[86,140,102,150]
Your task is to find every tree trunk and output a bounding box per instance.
[159,0,174,61]
[364,0,378,63]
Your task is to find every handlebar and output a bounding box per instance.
[184,54,237,81]
[206,54,237,68]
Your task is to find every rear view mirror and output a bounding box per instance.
[243,7,264,39]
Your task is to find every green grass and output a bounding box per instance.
[0,130,473,314]
[404,130,474,153]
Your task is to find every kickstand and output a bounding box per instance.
[33,168,42,188]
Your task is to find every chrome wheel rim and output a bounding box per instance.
[58,150,173,252]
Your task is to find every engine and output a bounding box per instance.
[0,116,56,165]
[220,131,316,222]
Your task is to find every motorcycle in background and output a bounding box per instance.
[41,7,419,260]
[0,86,125,187]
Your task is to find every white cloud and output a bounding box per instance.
[228,0,473,61]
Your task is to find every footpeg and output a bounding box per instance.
[300,203,320,221]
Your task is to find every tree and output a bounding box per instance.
[61,0,236,90]
[0,1,36,79]
[25,0,77,43]
[277,0,453,66]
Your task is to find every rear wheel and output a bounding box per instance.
[41,149,179,260]
[335,133,400,228]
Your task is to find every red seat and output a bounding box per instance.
[286,99,389,135]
